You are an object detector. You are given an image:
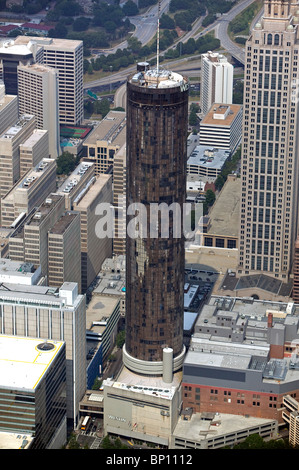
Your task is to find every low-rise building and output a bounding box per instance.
[182,295,299,424]
[187,145,231,181]
[103,367,182,447]
[171,411,277,449]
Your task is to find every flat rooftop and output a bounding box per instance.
[0,281,81,308]
[86,294,120,331]
[0,335,64,391]
[25,194,64,228]
[173,411,276,445]
[0,42,33,57]
[0,258,37,279]
[0,94,17,112]
[49,211,78,235]
[0,431,33,450]
[83,110,126,146]
[20,129,48,149]
[18,62,56,74]
[0,114,34,141]
[2,158,55,202]
[13,35,82,50]
[106,365,183,399]
[201,104,242,127]
[204,176,241,237]
[73,174,111,209]
[57,161,94,195]
[93,255,126,296]
[187,145,230,170]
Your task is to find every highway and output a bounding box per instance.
[84,0,261,91]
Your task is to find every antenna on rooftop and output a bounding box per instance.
[157,0,161,74]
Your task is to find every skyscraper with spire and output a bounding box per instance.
[238,0,299,281]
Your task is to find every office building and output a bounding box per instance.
[17,63,60,158]
[0,114,36,198]
[73,174,112,293]
[0,281,86,425]
[56,161,95,210]
[201,52,233,116]
[13,36,84,126]
[1,157,56,227]
[8,194,66,277]
[0,81,18,135]
[124,64,188,377]
[0,335,66,449]
[292,237,299,301]
[0,40,36,95]
[48,211,81,290]
[19,129,49,178]
[182,295,299,424]
[83,110,126,175]
[113,144,126,255]
[199,104,242,153]
[238,0,299,280]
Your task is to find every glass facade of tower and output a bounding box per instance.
[238,0,299,280]
[125,68,189,364]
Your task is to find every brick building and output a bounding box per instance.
[182,296,299,424]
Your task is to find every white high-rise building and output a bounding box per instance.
[201,52,234,116]
[17,63,61,158]
[14,36,84,126]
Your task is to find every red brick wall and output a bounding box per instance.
[182,383,286,422]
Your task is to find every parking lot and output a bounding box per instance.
[184,265,218,311]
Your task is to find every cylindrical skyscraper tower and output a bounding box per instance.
[123,64,189,377]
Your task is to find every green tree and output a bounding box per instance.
[189,110,198,126]
[127,36,142,54]
[116,330,125,348]
[95,98,111,117]
[73,17,90,32]
[123,0,139,16]
[92,377,102,390]
[160,13,175,29]
[56,151,77,175]
[205,189,216,206]
[67,433,80,449]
